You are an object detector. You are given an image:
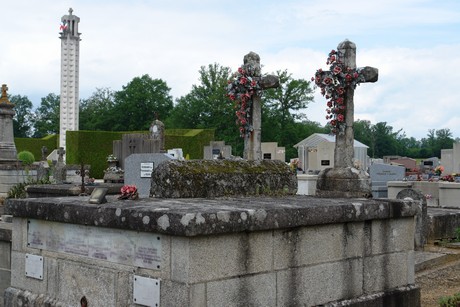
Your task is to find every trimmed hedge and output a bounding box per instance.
[15,135,58,160]
[65,129,215,179]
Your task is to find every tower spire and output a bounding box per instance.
[59,8,81,160]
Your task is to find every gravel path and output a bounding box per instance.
[416,246,460,307]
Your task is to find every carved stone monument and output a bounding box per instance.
[54,147,67,184]
[315,40,378,198]
[241,52,279,160]
[0,84,18,163]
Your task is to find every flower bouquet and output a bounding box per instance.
[118,184,139,200]
[434,165,444,176]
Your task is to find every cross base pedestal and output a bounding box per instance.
[316,167,372,198]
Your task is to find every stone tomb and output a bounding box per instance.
[124,153,175,198]
[203,141,232,160]
[4,196,420,306]
[370,163,405,198]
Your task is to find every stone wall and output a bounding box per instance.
[0,216,12,307]
[4,196,420,306]
[0,166,37,197]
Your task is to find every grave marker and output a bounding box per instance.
[315,40,379,198]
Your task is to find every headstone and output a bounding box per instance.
[396,188,428,250]
[54,147,66,184]
[369,163,405,198]
[113,118,166,169]
[203,141,232,160]
[124,153,175,198]
[239,52,279,160]
[315,40,378,198]
[0,84,18,163]
[167,148,183,160]
[149,117,165,153]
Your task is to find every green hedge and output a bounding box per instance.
[65,129,215,179]
[66,131,123,179]
[15,135,58,160]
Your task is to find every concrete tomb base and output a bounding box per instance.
[4,196,420,306]
[316,167,372,198]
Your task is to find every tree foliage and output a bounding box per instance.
[32,93,60,138]
[80,88,116,131]
[111,74,173,131]
[262,70,317,160]
[167,63,243,154]
[10,95,33,137]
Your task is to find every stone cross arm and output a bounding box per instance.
[259,75,280,89]
[359,66,379,83]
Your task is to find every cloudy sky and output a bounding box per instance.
[1,0,459,140]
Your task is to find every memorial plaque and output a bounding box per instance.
[321,160,330,166]
[133,275,160,307]
[27,220,162,270]
[25,253,43,280]
[140,162,154,178]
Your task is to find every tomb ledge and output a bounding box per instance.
[5,196,419,236]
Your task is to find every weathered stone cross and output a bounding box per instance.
[333,40,378,168]
[242,52,279,160]
[316,40,378,198]
[57,147,66,163]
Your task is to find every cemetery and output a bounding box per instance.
[0,8,459,306]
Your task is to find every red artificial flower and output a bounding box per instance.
[239,77,248,85]
[327,101,332,108]
[336,97,344,105]
[333,66,342,75]
[353,72,359,79]
[345,74,353,82]
[323,77,332,85]
[337,114,344,122]
[337,87,345,95]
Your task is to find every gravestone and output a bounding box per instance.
[124,153,175,198]
[370,163,405,198]
[240,52,280,161]
[316,40,378,198]
[203,141,232,160]
[0,84,18,163]
[54,147,66,184]
[113,118,166,169]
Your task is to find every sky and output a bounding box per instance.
[1,0,460,141]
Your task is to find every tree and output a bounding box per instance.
[32,93,60,138]
[167,64,243,154]
[371,122,402,158]
[262,70,315,160]
[10,95,33,137]
[80,88,116,131]
[111,75,173,131]
[354,119,373,155]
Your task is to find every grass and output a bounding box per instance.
[439,292,460,307]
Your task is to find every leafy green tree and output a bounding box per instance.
[262,70,315,160]
[167,64,243,154]
[111,75,173,131]
[80,88,116,131]
[32,93,60,138]
[10,95,33,137]
[371,122,403,158]
[354,119,374,155]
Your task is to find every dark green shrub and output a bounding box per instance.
[7,178,52,199]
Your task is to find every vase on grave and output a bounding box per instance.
[103,156,124,183]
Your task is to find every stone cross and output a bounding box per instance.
[242,52,279,160]
[333,40,378,168]
[1,84,8,99]
[57,147,66,163]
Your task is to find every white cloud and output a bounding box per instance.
[0,0,459,141]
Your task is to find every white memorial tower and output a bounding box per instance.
[59,8,81,156]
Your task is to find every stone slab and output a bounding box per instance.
[5,196,420,237]
[124,153,175,198]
